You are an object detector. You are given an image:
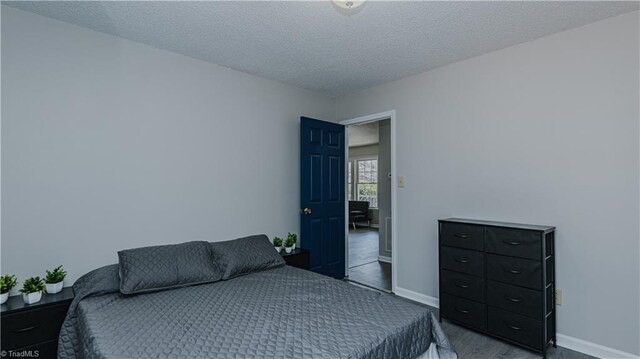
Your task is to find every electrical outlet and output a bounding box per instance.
[555,288,562,306]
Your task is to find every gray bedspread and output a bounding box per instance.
[59,265,456,359]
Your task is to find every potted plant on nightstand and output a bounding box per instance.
[286,232,297,251]
[284,235,295,254]
[45,265,67,294]
[1,274,18,304]
[273,237,283,252]
[20,276,45,305]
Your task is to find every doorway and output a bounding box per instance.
[341,111,396,293]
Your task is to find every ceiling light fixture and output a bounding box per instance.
[332,0,365,10]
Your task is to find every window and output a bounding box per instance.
[357,159,378,208]
[347,158,378,208]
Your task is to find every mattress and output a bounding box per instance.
[58,265,455,358]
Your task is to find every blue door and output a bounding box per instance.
[300,117,345,279]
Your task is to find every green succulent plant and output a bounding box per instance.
[45,265,67,284]
[273,237,283,247]
[285,234,296,247]
[1,274,18,294]
[285,233,297,247]
[20,276,45,295]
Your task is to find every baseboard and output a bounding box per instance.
[393,287,439,309]
[556,334,639,359]
[393,288,639,359]
[377,255,392,263]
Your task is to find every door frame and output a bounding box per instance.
[340,110,397,293]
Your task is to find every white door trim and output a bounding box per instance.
[341,110,398,293]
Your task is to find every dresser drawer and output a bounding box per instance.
[488,307,543,350]
[441,270,485,302]
[441,294,486,330]
[1,303,69,350]
[486,227,541,260]
[440,247,484,276]
[440,222,484,251]
[487,281,542,319]
[487,254,541,290]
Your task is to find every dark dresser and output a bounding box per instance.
[438,218,556,356]
[281,248,310,270]
[1,287,74,358]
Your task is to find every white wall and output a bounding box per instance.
[337,11,640,356]
[2,5,639,356]
[1,7,335,287]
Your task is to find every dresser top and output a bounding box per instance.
[439,218,555,233]
[1,287,74,314]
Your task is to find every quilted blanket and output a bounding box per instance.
[58,265,456,358]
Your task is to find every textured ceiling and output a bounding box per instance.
[4,1,638,96]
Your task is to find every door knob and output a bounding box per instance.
[302,208,312,215]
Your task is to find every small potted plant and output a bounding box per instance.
[1,274,18,304]
[284,235,296,254]
[286,232,297,251]
[20,276,45,305]
[45,265,67,294]
[273,237,283,252]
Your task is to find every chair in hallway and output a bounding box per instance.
[349,200,371,230]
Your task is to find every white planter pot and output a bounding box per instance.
[274,246,281,252]
[285,246,293,254]
[46,281,63,294]
[0,292,8,304]
[292,243,296,250]
[22,291,42,305]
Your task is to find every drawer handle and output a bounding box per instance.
[507,324,522,331]
[504,295,522,303]
[454,307,469,314]
[503,267,522,275]
[455,282,469,289]
[14,324,40,333]
[454,258,469,264]
[502,240,521,246]
[454,234,469,239]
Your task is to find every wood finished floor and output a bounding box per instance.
[345,283,596,359]
[439,319,596,359]
[349,261,392,292]
[347,228,392,292]
[348,227,380,267]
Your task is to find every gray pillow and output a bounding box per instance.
[118,241,222,294]
[209,234,285,280]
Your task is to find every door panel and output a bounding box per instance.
[308,219,323,270]
[301,117,345,279]
[326,216,341,265]
[309,154,323,203]
[328,155,341,202]
[328,130,341,148]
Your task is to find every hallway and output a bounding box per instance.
[347,228,391,291]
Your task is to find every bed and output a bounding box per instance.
[57,236,456,359]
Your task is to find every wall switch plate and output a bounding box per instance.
[398,176,406,188]
[555,288,562,306]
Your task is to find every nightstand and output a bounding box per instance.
[281,248,310,270]
[1,287,74,357]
